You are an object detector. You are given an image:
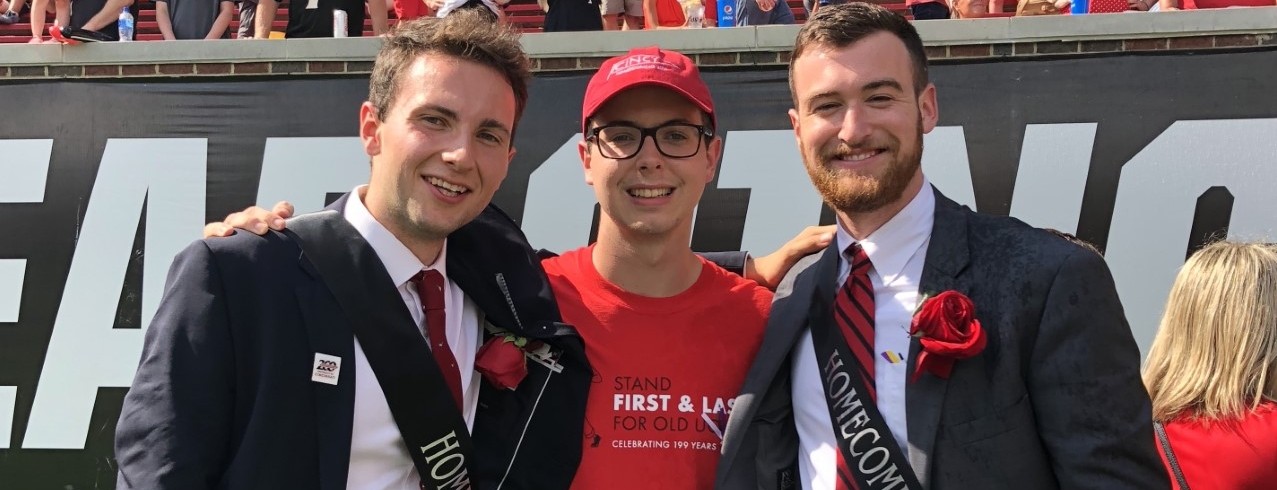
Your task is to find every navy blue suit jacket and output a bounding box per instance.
[115,195,591,490]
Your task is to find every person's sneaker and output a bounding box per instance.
[49,26,77,44]
[54,26,117,43]
[0,10,18,24]
[48,25,76,44]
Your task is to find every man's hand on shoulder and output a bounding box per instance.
[746,225,835,290]
[202,201,295,238]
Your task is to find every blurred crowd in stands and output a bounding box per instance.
[1,0,1274,44]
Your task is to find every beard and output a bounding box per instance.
[803,118,923,215]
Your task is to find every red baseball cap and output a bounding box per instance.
[581,47,716,134]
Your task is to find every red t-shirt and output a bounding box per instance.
[646,0,688,28]
[542,246,772,490]
[1158,402,1277,490]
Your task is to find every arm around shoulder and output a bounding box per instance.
[1027,248,1169,489]
[115,240,237,489]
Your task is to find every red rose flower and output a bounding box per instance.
[475,336,529,390]
[908,291,986,382]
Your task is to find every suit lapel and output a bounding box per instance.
[292,194,364,490]
[906,188,971,488]
[289,196,475,487]
[445,204,567,341]
[720,244,839,477]
[805,243,844,366]
[296,267,357,490]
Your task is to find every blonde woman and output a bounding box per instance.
[1143,241,1277,490]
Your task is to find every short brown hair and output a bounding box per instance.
[789,3,930,103]
[368,10,531,136]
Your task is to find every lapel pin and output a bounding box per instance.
[311,353,342,385]
[881,350,903,364]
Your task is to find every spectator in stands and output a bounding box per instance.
[0,0,26,24]
[952,0,983,16]
[429,0,505,21]
[543,0,604,31]
[644,0,714,27]
[802,0,833,14]
[235,0,256,37]
[643,0,675,26]
[907,0,950,19]
[49,0,125,42]
[21,0,66,43]
[952,0,1010,17]
[1142,240,1277,490]
[156,0,234,39]
[734,0,795,26]
[253,0,387,38]
[394,0,430,20]
[601,0,641,30]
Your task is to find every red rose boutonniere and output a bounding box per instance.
[908,291,986,383]
[475,333,534,391]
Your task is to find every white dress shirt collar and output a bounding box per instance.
[344,185,449,288]
[835,179,935,282]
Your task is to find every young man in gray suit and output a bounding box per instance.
[715,4,1169,490]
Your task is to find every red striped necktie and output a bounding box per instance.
[831,243,876,490]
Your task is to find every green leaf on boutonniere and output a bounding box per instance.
[913,293,931,315]
[908,294,931,339]
[499,334,528,348]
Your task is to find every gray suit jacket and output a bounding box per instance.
[715,188,1169,490]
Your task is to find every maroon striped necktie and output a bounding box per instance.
[832,244,876,490]
[410,269,463,410]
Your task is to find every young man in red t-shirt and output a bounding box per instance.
[543,47,773,489]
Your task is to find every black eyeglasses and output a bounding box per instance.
[586,122,714,160]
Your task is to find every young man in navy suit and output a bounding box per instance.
[114,11,590,490]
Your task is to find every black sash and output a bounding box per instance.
[289,213,476,490]
[810,298,922,490]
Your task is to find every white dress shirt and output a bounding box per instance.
[792,181,935,490]
[343,185,482,490]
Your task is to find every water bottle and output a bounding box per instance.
[117,7,133,42]
[683,1,704,28]
[332,9,348,38]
